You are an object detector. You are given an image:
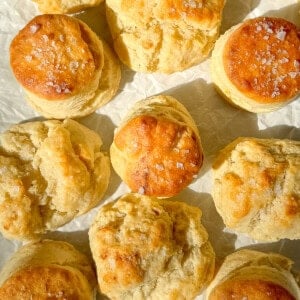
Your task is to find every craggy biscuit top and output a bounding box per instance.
[0,119,109,240]
[10,14,103,100]
[223,17,300,103]
[106,0,225,72]
[118,0,225,29]
[213,137,300,241]
[89,193,215,299]
[206,250,300,300]
[114,115,203,197]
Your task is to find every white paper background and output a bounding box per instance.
[0,0,300,298]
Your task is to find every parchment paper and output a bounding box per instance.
[0,1,300,299]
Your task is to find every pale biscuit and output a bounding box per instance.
[33,0,103,14]
[0,240,96,299]
[10,14,120,119]
[206,250,300,300]
[0,119,110,240]
[106,0,225,73]
[110,95,203,198]
[212,137,300,241]
[89,193,215,300]
[211,17,300,113]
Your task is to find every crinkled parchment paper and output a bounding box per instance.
[0,0,300,298]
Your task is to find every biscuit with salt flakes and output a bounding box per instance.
[110,95,203,198]
[89,193,215,300]
[212,137,300,241]
[10,14,120,119]
[0,119,110,240]
[106,0,225,73]
[0,240,96,299]
[32,0,103,14]
[206,250,300,300]
[211,17,300,113]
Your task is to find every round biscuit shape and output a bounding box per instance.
[110,95,203,198]
[211,17,300,113]
[0,119,110,240]
[106,0,225,73]
[89,193,215,300]
[212,137,300,241]
[32,0,103,14]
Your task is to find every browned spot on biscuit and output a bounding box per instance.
[114,115,202,197]
[224,17,300,103]
[209,279,295,300]
[10,14,103,100]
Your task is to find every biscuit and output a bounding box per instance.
[211,17,300,113]
[0,240,96,299]
[110,95,203,197]
[212,137,300,241]
[0,119,110,240]
[10,14,120,119]
[206,249,300,300]
[89,193,215,300]
[106,0,225,73]
[33,0,103,14]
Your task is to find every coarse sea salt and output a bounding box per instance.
[30,24,40,34]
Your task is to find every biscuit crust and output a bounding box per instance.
[10,14,103,100]
[211,17,300,112]
[0,119,110,240]
[33,0,103,14]
[89,193,215,300]
[223,17,300,103]
[106,0,225,73]
[212,137,300,241]
[209,279,295,300]
[110,95,203,197]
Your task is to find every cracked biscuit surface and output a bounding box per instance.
[213,137,300,241]
[106,0,225,73]
[32,0,103,14]
[0,119,110,240]
[211,17,300,112]
[89,193,215,300]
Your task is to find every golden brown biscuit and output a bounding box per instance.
[106,0,225,73]
[110,95,203,197]
[10,14,120,118]
[206,250,300,300]
[89,193,215,300]
[211,17,300,112]
[0,240,96,299]
[33,0,103,14]
[0,119,110,240]
[212,137,300,241]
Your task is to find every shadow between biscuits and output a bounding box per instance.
[221,0,261,33]
[263,3,300,26]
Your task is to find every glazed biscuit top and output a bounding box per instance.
[223,17,300,103]
[0,265,92,298]
[114,115,203,197]
[10,14,103,100]
[112,0,225,29]
[209,279,295,300]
